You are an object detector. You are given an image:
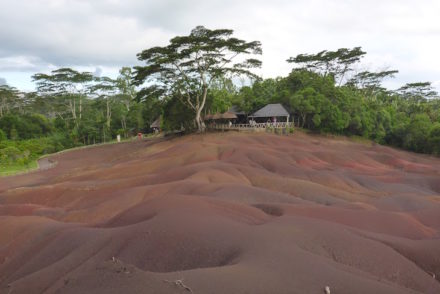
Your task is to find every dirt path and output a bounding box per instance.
[37,157,56,171]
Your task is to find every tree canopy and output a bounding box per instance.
[133,25,262,131]
[287,47,366,85]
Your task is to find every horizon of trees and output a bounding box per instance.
[1,26,440,173]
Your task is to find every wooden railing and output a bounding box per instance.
[208,122,294,130]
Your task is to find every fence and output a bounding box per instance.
[208,122,295,131]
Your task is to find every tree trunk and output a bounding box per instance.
[121,116,127,138]
[106,97,111,129]
[79,96,82,120]
[195,87,208,132]
[69,97,78,128]
[301,114,306,128]
[195,108,202,132]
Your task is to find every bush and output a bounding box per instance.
[428,123,440,155]
[0,114,54,140]
[0,132,78,170]
[0,129,6,142]
[10,128,18,140]
[0,146,22,165]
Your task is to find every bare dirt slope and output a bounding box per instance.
[1,132,440,294]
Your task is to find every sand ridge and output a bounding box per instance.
[0,132,440,293]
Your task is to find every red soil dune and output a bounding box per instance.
[1,132,440,294]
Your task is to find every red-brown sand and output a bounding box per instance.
[1,132,440,294]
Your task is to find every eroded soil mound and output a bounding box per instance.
[1,132,440,294]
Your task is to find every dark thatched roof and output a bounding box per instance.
[205,109,239,120]
[150,117,161,128]
[211,113,222,120]
[221,112,237,119]
[249,103,290,118]
[228,105,246,115]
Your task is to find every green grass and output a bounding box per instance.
[0,134,162,177]
[0,160,39,177]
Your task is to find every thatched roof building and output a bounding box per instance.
[249,103,290,119]
[220,112,237,119]
[228,105,246,116]
[150,117,161,129]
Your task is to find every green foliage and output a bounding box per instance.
[398,82,438,100]
[227,47,439,156]
[205,79,236,114]
[0,132,79,172]
[287,47,366,84]
[402,114,432,153]
[235,86,265,114]
[134,26,262,131]
[0,114,53,139]
[0,146,22,165]
[428,123,440,155]
[162,97,194,132]
[0,129,6,142]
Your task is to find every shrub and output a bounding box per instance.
[0,146,22,165]
[0,129,6,142]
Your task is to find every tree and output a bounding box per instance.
[133,25,262,132]
[287,47,366,85]
[115,67,136,137]
[397,82,438,101]
[90,77,118,141]
[0,129,6,142]
[205,78,236,114]
[403,113,432,153]
[428,123,440,154]
[116,67,136,111]
[0,85,20,117]
[347,70,399,98]
[32,68,94,128]
[289,87,325,128]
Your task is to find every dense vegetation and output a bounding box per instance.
[1,26,440,174]
[233,70,440,154]
[0,67,161,174]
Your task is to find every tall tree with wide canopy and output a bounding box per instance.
[133,26,262,131]
[90,77,118,132]
[32,68,94,127]
[397,82,438,101]
[0,85,20,117]
[347,70,399,98]
[287,47,366,85]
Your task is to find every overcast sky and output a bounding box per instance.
[1,0,440,92]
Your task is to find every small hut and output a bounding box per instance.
[228,105,247,123]
[249,103,290,123]
[211,113,222,120]
[204,113,213,121]
[220,112,237,120]
[150,117,161,133]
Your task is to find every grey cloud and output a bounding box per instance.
[0,77,7,86]
[0,0,439,91]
